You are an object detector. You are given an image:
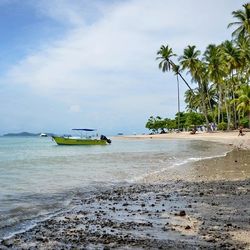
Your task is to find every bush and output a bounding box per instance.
[217,122,227,131]
[239,117,249,128]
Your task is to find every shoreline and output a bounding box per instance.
[1,149,249,249]
[114,130,250,150]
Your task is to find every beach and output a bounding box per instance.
[117,130,250,150]
[0,131,250,249]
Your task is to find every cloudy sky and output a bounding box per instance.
[0,0,246,135]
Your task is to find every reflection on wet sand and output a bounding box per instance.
[143,149,250,183]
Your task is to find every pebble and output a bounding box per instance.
[179,210,186,216]
[1,178,249,249]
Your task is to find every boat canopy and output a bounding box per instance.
[72,128,96,131]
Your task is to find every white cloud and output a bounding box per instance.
[31,0,94,27]
[7,0,240,89]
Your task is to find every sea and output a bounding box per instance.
[0,136,230,239]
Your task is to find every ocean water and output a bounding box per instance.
[0,136,230,239]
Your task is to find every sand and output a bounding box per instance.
[1,132,250,249]
[115,130,250,150]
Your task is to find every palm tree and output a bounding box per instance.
[156,45,193,131]
[221,40,242,128]
[184,88,202,112]
[156,45,193,91]
[233,84,250,128]
[172,64,181,131]
[156,45,176,72]
[204,44,226,124]
[179,45,210,130]
[179,45,201,73]
[228,3,250,39]
[237,36,250,80]
[222,40,242,70]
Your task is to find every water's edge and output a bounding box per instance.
[1,142,232,240]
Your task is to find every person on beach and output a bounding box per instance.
[238,126,244,136]
[190,127,197,134]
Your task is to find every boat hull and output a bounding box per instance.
[52,136,108,145]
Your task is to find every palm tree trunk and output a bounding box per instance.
[221,88,224,122]
[177,72,193,93]
[231,72,237,129]
[199,83,210,131]
[232,92,237,128]
[206,86,214,122]
[177,75,180,132]
[238,111,240,128]
[169,61,193,93]
[225,91,231,130]
[225,104,230,130]
[218,84,222,125]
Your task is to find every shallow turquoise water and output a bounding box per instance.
[0,136,229,238]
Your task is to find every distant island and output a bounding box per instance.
[3,132,54,137]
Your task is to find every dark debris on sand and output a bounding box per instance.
[1,179,250,250]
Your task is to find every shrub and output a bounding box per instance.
[239,117,249,128]
[217,122,227,131]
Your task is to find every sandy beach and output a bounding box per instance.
[1,132,250,249]
[115,130,250,150]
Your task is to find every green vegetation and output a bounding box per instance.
[146,112,206,133]
[148,3,250,132]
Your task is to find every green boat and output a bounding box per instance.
[52,129,111,145]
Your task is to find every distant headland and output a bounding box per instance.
[2,132,53,137]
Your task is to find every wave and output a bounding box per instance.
[1,208,66,240]
[131,147,232,183]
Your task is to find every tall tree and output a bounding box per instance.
[153,4,250,132]
[228,3,250,39]
[156,45,176,72]
[172,64,181,131]
[204,44,226,124]
[237,36,250,80]
[179,45,210,130]
[184,88,200,112]
[233,84,250,128]
[156,45,193,91]
[221,40,242,128]
[156,45,193,131]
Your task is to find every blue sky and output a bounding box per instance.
[0,0,246,135]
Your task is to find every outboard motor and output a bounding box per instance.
[100,135,112,144]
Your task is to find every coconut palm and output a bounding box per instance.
[204,44,227,124]
[228,3,250,39]
[172,64,181,131]
[156,45,193,91]
[179,45,210,130]
[233,84,250,128]
[179,45,201,77]
[184,88,201,112]
[237,36,250,80]
[156,45,194,131]
[221,40,242,128]
[152,5,250,133]
[156,45,176,72]
[222,40,242,71]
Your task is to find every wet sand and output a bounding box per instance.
[1,148,249,249]
[143,149,250,182]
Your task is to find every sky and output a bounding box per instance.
[0,0,246,135]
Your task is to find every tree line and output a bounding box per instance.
[146,112,208,134]
[147,3,250,132]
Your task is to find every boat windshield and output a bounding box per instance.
[72,128,96,131]
[72,129,98,138]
